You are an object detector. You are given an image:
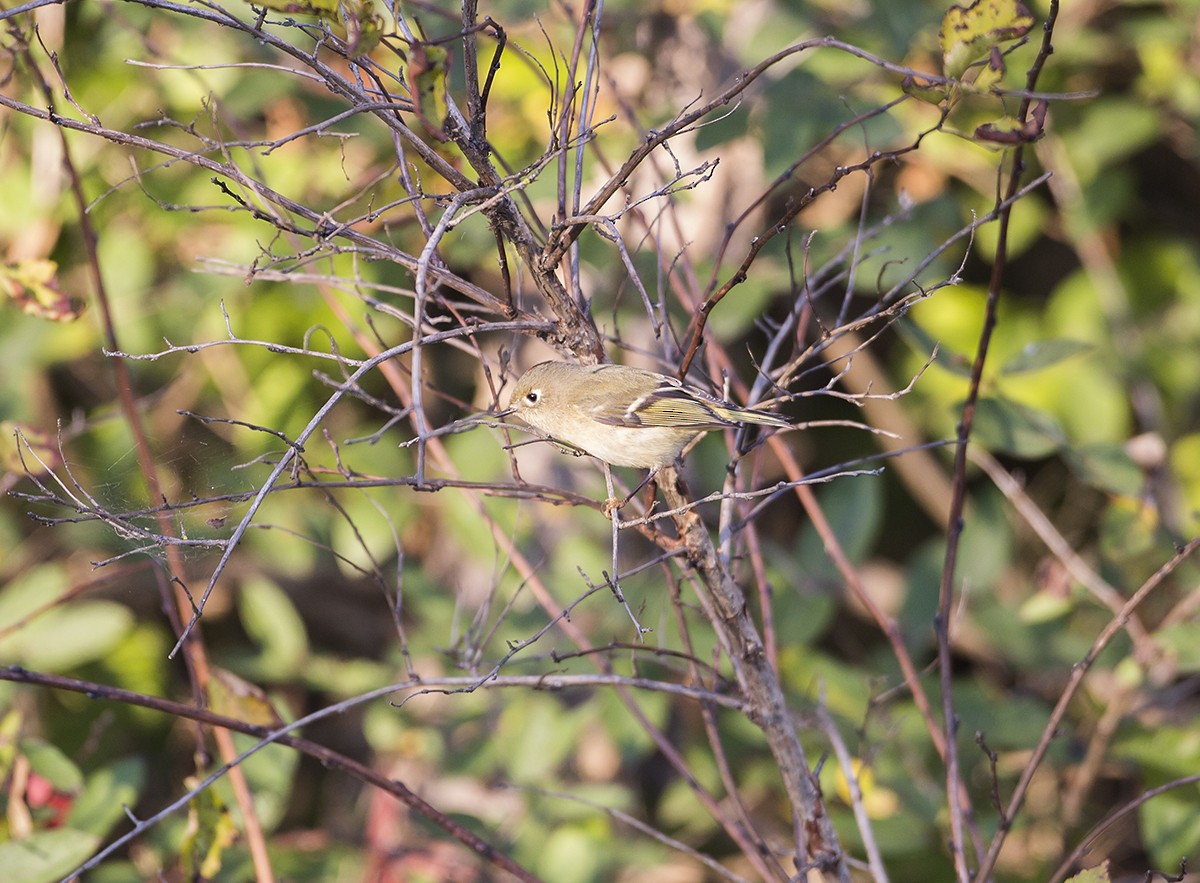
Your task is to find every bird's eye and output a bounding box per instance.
[524,390,540,404]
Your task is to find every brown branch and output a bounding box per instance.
[541,36,944,273]
[975,536,1200,881]
[659,467,849,881]
[1050,772,1200,883]
[0,665,544,883]
[937,4,1062,876]
[970,448,1158,664]
[11,22,278,879]
[677,102,948,377]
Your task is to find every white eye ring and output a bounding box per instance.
[525,390,541,404]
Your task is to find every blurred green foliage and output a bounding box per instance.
[1,0,1198,880]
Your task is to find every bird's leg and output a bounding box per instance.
[619,466,661,510]
[601,462,623,519]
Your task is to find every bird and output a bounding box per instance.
[504,361,790,470]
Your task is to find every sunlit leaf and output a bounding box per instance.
[0,593,134,674]
[496,695,583,783]
[902,74,949,105]
[940,0,1036,79]
[998,339,1092,375]
[0,260,85,322]
[1065,860,1111,883]
[833,758,900,818]
[339,0,384,55]
[538,826,604,883]
[253,0,339,13]
[897,318,973,378]
[249,0,384,56]
[1114,724,1200,779]
[1018,588,1074,624]
[209,667,285,727]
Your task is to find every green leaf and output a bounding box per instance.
[897,318,973,378]
[409,42,449,136]
[35,603,136,672]
[796,473,883,581]
[1060,99,1163,183]
[1018,589,1074,624]
[209,667,284,727]
[1114,724,1200,779]
[0,828,101,883]
[1139,784,1200,871]
[19,739,83,792]
[971,396,1065,458]
[1155,622,1200,675]
[1064,443,1143,496]
[252,0,339,14]
[237,577,309,680]
[537,826,604,883]
[338,0,384,56]
[66,757,146,836]
[902,74,949,105]
[225,734,299,832]
[1099,497,1159,562]
[998,339,1092,375]
[951,679,1050,748]
[0,585,134,672]
[495,694,583,783]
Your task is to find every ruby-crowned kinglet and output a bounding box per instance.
[505,361,790,469]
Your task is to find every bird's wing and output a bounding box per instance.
[589,382,732,428]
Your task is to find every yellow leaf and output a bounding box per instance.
[208,667,285,728]
[1,423,65,475]
[834,758,900,819]
[1065,860,1112,883]
[940,0,1035,80]
[246,0,384,57]
[0,259,86,322]
[250,0,339,16]
[180,775,238,879]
